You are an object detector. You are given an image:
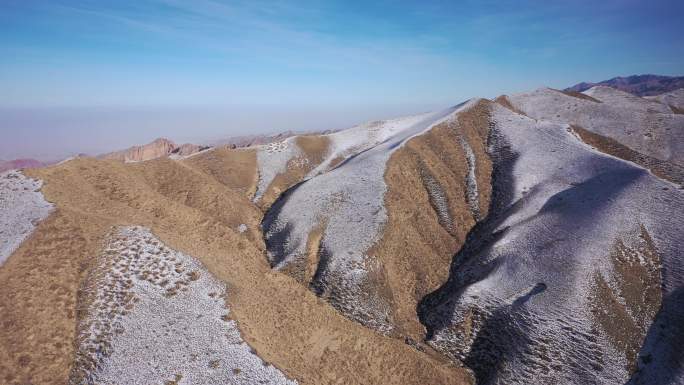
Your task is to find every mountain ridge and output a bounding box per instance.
[566,74,684,96]
[1,80,683,385]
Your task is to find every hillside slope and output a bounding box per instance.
[0,155,471,384]
[1,84,682,385]
[420,99,684,384]
[504,86,684,168]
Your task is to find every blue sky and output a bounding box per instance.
[1,0,683,160]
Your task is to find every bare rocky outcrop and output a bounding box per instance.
[100,138,209,163]
[172,142,208,156]
[101,138,177,162]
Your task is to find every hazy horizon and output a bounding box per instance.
[0,102,452,161]
[2,0,683,160]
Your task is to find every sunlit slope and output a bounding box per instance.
[506,86,684,166]
[0,153,471,385]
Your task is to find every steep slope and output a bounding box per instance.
[262,105,463,332]
[419,100,684,384]
[101,138,177,162]
[368,101,492,340]
[566,74,684,96]
[0,154,472,385]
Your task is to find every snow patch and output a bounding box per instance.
[459,135,481,220]
[72,226,296,385]
[421,170,453,232]
[0,170,53,266]
[253,138,302,202]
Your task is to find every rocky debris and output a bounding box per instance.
[0,170,53,265]
[71,226,296,385]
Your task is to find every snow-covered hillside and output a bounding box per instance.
[420,102,684,385]
[0,170,53,265]
[262,103,468,332]
[646,88,684,112]
[507,86,684,166]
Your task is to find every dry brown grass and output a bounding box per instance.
[0,153,473,385]
[0,209,104,385]
[590,226,661,373]
[278,222,326,285]
[369,100,492,341]
[670,104,684,114]
[257,135,330,210]
[493,95,526,115]
[183,146,258,199]
[560,89,602,103]
[571,125,684,186]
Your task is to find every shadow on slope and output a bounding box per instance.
[419,121,647,383]
[418,127,520,338]
[628,277,684,384]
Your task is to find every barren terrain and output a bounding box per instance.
[1,85,683,385]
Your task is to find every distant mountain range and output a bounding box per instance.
[0,158,47,173]
[566,74,684,96]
